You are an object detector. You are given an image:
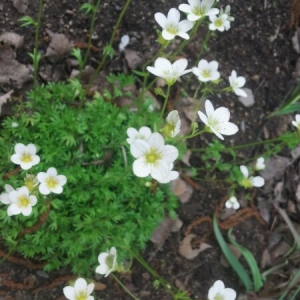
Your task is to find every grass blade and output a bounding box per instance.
[213,215,252,291]
[228,228,263,292]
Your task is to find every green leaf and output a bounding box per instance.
[18,16,37,27]
[268,80,300,117]
[228,228,263,292]
[213,215,252,291]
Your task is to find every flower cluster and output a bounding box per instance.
[0,143,67,217]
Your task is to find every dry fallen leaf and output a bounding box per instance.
[260,248,272,269]
[170,177,194,204]
[179,234,212,259]
[124,49,142,69]
[45,30,74,62]
[150,217,183,247]
[0,90,13,115]
[0,59,32,88]
[0,32,24,50]
[260,156,289,181]
[12,0,29,14]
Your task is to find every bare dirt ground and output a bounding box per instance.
[1,0,300,299]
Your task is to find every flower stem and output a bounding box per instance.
[87,0,132,88]
[33,0,43,87]
[80,0,102,76]
[172,18,203,58]
[112,274,139,300]
[160,84,171,118]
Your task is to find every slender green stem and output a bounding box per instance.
[172,18,203,58]
[87,0,132,88]
[112,274,139,300]
[193,82,202,100]
[190,135,285,152]
[33,0,43,87]
[80,0,102,75]
[134,254,177,298]
[160,84,171,118]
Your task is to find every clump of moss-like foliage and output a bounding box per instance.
[0,78,178,275]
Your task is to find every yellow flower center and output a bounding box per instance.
[201,69,211,78]
[241,178,252,188]
[17,195,30,208]
[106,254,115,269]
[75,290,88,300]
[145,148,162,164]
[214,18,223,28]
[46,176,58,188]
[192,5,205,16]
[166,23,179,34]
[20,153,32,163]
[214,293,224,300]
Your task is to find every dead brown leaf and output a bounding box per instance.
[45,30,74,62]
[179,234,212,259]
[0,32,24,50]
[124,49,143,69]
[12,0,28,14]
[150,217,182,247]
[170,177,194,204]
[0,90,13,115]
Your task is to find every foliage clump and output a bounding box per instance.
[0,80,178,274]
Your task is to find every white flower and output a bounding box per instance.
[220,5,234,30]
[179,0,219,21]
[255,157,265,171]
[11,122,18,128]
[96,247,117,277]
[7,186,37,216]
[209,14,230,32]
[225,196,240,210]
[126,126,152,145]
[165,110,181,137]
[119,34,130,52]
[198,100,238,140]
[37,167,67,195]
[11,143,40,170]
[240,165,264,188]
[155,8,194,40]
[63,278,94,300]
[292,114,300,130]
[229,70,247,97]
[0,184,15,205]
[147,57,191,86]
[208,280,236,300]
[192,59,220,82]
[130,132,179,182]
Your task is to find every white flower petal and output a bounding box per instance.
[218,122,239,136]
[205,100,214,118]
[133,158,151,177]
[63,286,76,299]
[74,278,87,291]
[251,176,265,187]
[240,165,249,178]
[154,12,167,28]
[130,139,150,158]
